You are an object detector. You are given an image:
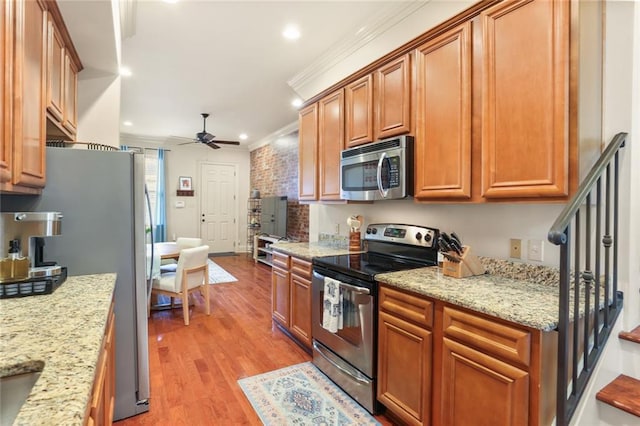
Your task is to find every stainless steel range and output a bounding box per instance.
[311,223,439,414]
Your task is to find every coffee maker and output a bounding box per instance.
[0,212,67,298]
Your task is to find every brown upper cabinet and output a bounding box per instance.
[1,0,12,186]
[3,0,49,194]
[481,0,570,198]
[414,22,472,200]
[46,13,64,122]
[46,1,80,140]
[298,103,319,201]
[62,52,78,135]
[318,89,344,201]
[345,74,373,148]
[2,0,82,195]
[374,53,411,140]
[299,0,575,204]
[344,54,412,149]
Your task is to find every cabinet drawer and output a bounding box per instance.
[443,306,531,367]
[379,285,433,329]
[291,256,311,279]
[272,251,290,269]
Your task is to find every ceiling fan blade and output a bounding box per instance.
[205,142,221,150]
[211,140,240,145]
[178,141,197,145]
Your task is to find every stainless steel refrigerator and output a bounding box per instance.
[2,147,152,420]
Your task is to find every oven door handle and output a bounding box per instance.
[376,152,389,198]
[339,281,370,295]
[313,341,371,384]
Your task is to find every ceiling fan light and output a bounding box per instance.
[239,133,248,140]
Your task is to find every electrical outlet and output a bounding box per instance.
[510,239,522,259]
[334,223,340,234]
[528,239,544,261]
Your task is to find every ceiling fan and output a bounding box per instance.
[177,113,241,150]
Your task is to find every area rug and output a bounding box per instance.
[207,259,237,284]
[238,362,380,425]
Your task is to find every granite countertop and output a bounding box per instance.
[270,241,362,261]
[377,264,600,332]
[0,273,116,425]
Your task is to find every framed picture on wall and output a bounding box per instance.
[179,176,192,191]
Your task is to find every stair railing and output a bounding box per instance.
[548,132,627,425]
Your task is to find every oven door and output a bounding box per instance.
[311,267,375,378]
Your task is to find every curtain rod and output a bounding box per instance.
[126,145,172,152]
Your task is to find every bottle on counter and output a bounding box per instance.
[0,239,29,281]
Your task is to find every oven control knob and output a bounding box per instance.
[424,233,432,243]
[371,228,378,235]
[366,227,371,234]
[415,232,422,241]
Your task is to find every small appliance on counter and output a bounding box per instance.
[0,212,67,298]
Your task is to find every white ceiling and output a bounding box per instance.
[58,0,422,148]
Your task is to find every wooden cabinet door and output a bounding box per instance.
[345,74,373,148]
[481,0,569,198]
[298,103,318,201]
[12,0,47,189]
[271,265,290,326]
[378,311,432,426]
[318,89,344,201]
[62,53,78,135]
[289,272,312,348]
[414,22,472,200]
[441,337,529,426]
[0,0,12,184]
[46,16,64,122]
[375,53,411,140]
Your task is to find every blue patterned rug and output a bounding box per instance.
[238,362,380,425]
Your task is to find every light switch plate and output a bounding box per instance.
[528,239,544,261]
[510,239,522,259]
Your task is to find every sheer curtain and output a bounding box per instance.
[154,149,167,242]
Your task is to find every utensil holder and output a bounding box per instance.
[349,231,361,251]
[442,246,485,278]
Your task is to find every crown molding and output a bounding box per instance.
[287,1,428,95]
[248,121,299,152]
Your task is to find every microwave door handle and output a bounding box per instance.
[376,152,389,198]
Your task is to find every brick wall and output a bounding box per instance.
[250,136,309,242]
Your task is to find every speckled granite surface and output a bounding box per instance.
[270,241,362,261]
[376,266,603,332]
[0,273,116,425]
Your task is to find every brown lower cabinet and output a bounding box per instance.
[378,285,556,426]
[271,251,312,350]
[85,299,115,426]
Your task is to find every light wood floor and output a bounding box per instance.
[115,255,393,425]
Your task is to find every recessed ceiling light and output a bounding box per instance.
[119,67,132,77]
[282,25,300,40]
[123,121,133,126]
[291,98,303,108]
[239,133,248,140]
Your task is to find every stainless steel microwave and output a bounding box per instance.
[340,135,414,201]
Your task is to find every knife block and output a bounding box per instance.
[442,246,485,278]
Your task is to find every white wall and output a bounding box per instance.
[76,75,122,146]
[119,137,251,251]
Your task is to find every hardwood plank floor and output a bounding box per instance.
[115,255,394,425]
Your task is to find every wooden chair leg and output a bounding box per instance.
[182,289,190,326]
[203,283,210,316]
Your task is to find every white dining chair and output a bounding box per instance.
[152,245,210,325]
[160,237,204,272]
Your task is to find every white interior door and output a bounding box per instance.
[200,163,237,253]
